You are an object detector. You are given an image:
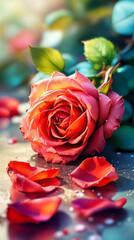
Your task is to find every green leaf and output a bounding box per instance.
[29,46,65,75]
[112,1,134,35]
[111,125,134,151]
[122,100,133,122]
[83,37,117,71]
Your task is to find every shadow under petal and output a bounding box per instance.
[8,211,72,240]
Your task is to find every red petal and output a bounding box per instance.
[70,70,98,98]
[70,156,118,188]
[103,91,124,138]
[72,197,127,218]
[83,126,106,155]
[98,93,111,126]
[7,161,60,193]
[0,97,20,117]
[7,161,60,180]
[7,197,61,224]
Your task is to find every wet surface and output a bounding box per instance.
[0,121,134,240]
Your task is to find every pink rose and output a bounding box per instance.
[20,71,124,164]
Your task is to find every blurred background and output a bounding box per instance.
[0,0,134,150]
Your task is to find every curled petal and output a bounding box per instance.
[7,197,62,224]
[7,161,60,193]
[104,91,124,138]
[51,71,65,78]
[8,173,60,193]
[29,78,49,107]
[72,197,127,218]
[70,70,98,98]
[7,161,60,180]
[70,156,119,188]
[83,125,106,155]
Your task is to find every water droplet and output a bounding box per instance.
[69,206,74,212]
[116,152,121,155]
[127,217,132,222]
[104,218,114,225]
[75,224,86,232]
[88,235,102,240]
[76,192,84,197]
[54,231,63,238]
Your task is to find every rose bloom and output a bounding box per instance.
[20,71,124,164]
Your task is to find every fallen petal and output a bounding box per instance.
[7,161,60,193]
[72,198,127,218]
[69,156,118,188]
[7,197,62,224]
[7,161,60,181]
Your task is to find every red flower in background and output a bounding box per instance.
[20,70,124,164]
[69,156,118,188]
[72,197,127,218]
[7,161,60,193]
[0,97,20,118]
[7,197,61,224]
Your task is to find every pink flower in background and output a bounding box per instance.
[20,70,124,164]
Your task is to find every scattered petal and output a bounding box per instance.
[70,156,118,188]
[72,198,127,218]
[7,197,61,224]
[8,137,18,144]
[7,161,60,193]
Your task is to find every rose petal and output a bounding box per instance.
[98,93,111,126]
[51,71,65,78]
[7,161,60,193]
[70,90,99,121]
[103,91,124,138]
[70,70,98,98]
[70,156,119,188]
[72,197,127,218]
[29,78,49,107]
[7,161,60,180]
[41,143,86,164]
[8,173,60,193]
[83,125,106,155]
[7,197,62,224]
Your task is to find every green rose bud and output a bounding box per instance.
[83,37,117,71]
